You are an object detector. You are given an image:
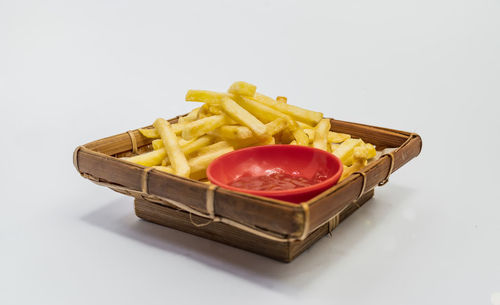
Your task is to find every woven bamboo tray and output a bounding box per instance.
[73,116,422,262]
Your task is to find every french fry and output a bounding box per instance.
[232,94,308,145]
[181,114,227,140]
[208,104,223,115]
[304,129,315,143]
[231,95,297,128]
[189,146,234,175]
[197,103,212,119]
[220,97,267,136]
[293,128,309,146]
[134,135,212,167]
[190,170,209,181]
[257,136,275,146]
[153,166,175,174]
[297,121,313,129]
[312,119,330,151]
[333,138,364,166]
[276,96,287,103]
[228,81,257,97]
[153,135,213,154]
[265,118,287,135]
[339,160,366,182]
[210,125,254,140]
[354,143,377,160]
[328,131,351,143]
[253,93,323,126]
[139,123,184,138]
[152,139,163,150]
[280,128,294,144]
[181,135,213,156]
[154,118,190,178]
[178,107,201,124]
[227,134,274,149]
[289,140,298,145]
[178,138,191,146]
[339,145,374,181]
[123,149,166,167]
[210,118,286,142]
[185,90,225,104]
[196,140,232,155]
[139,128,159,138]
[330,143,340,153]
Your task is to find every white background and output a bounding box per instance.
[1,0,499,304]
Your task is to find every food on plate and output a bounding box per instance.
[123,81,377,183]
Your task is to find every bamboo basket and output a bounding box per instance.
[73,116,422,262]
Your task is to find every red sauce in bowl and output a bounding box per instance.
[228,172,328,191]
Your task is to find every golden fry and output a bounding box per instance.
[208,104,223,115]
[210,125,254,140]
[227,134,274,149]
[312,119,330,151]
[339,160,366,182]
[189,146,234,175]
[293,128,309,146]
[210,118,286,142]
[228,81,257,97]
[196,141,232,155]
[276,96,287,103]
[221,97,267,136]
[304,128,315,143]
[181,114,227,140]
[232,95,296,127]
[280,128,294,144]
[152,135,213,154]
[123,149,166,167]
[333,138,364,166]
[197,103,212,119]
[339,145,375,181]
[153,166,175,174]
[178,107,201,124]
[185,90,225,104]
[328,131,351,143]
[265,118,287,135]
[154,118,190,178]
[354,143,377,160]
[139,128,159,139]
[152,139,163,150]
[297,121,313,129]
[253,93,323,126]
[330,143,340,153]
[181,135,213,156]
[139,123,183,138]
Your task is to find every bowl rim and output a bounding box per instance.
[206,144,343,197]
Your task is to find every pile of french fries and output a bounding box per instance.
[123,81,376,182]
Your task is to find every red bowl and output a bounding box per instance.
[206,145,343,203]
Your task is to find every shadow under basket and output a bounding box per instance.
[73,117,422,263]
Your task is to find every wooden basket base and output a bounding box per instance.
[134,189,374,263]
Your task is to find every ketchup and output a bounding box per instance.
[228,172,327,191]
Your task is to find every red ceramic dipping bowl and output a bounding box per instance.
[206,145,343,203]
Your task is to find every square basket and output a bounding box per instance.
[73,116,422,262]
